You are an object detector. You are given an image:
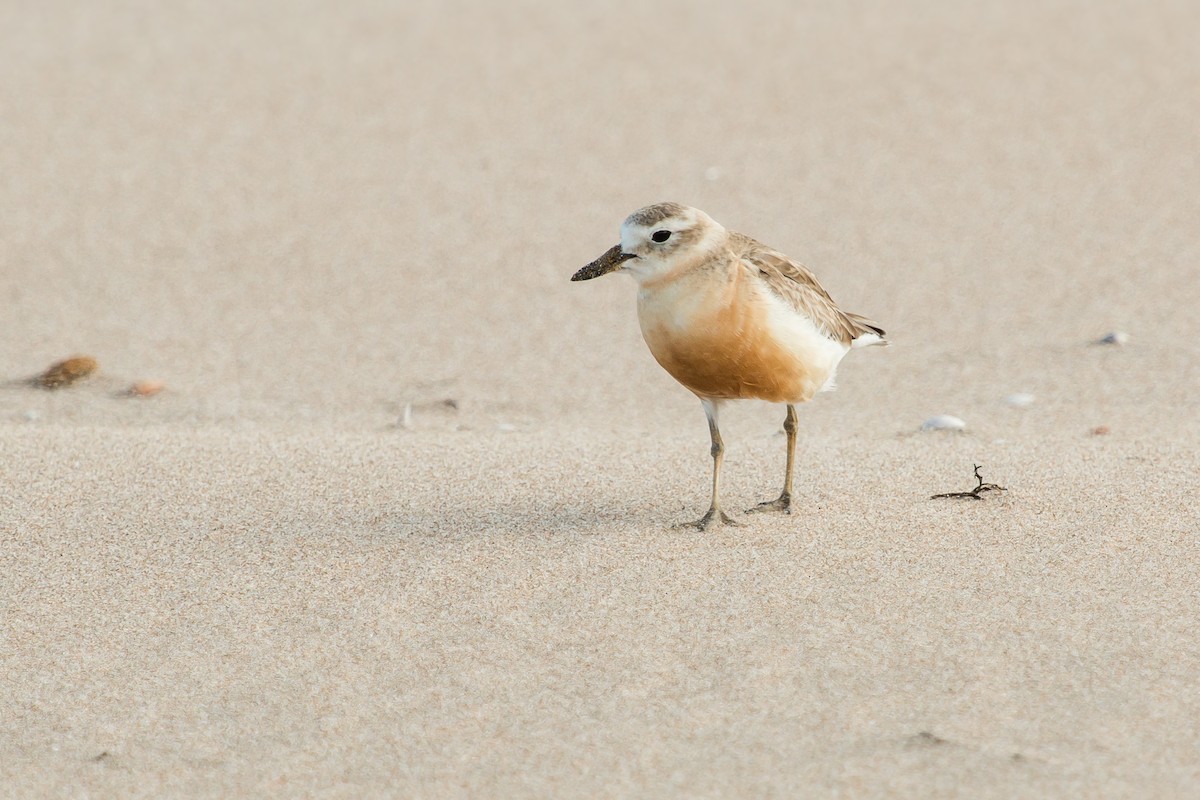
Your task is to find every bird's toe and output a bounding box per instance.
[745,494,792,515]
[674,508,740,531]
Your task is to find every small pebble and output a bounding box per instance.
[1096,331,1129,346]
[1090,425,1110,436]
[497,423,517,432]
[38,356,97,389]
[1004,392,1036,408]
[921,415,966,432]
[128,380,165,397]
[22,410,40,422]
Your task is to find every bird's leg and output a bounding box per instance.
[747,404,797,514]
[675,400,739,531]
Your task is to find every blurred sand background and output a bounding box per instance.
[3,0,1199,796]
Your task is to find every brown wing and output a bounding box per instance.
[730,233,886,346]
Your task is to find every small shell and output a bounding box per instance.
[128,380,165,397]
[38,356,98,389]
[1004,392,1036,408]
[921,415,966,432]
[704,166,721,181]
[1096,331,1129,346]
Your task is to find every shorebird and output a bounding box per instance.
[572,203,886,531]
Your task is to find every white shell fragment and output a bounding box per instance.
[704,166,721,181]
[1004,392,1036,408]
[1096,331,1130,345]
[921,415,967,432]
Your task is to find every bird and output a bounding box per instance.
[571,203,886,531]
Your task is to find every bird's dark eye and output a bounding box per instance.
[651,230,671,243]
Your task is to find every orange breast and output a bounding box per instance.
[638,270,819,403]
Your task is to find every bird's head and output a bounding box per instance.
[571,203,726,286]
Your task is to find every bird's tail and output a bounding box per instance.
[847,313,888,348]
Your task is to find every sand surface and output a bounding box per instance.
[3,1,1199,796]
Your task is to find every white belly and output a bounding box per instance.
[758,288,851,394]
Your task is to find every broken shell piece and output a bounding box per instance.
[921,415,966,432]
[1004,392,1036,408]
[38,356,98,389]
[1095,331,1129,346]
[128,380,165,397]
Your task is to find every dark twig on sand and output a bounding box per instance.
[931,464,1007,500]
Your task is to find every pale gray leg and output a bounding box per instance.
[747,404,797,514]
[675,399,739,531]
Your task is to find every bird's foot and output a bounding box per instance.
[674,507,740,532]
[745,493,792,515]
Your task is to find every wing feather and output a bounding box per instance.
[731,232,887,346]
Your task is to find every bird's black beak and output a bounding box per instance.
[571,244,637,281]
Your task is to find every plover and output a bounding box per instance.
[572,203,886,530]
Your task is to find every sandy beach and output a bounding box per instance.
[3,1,1199,796]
